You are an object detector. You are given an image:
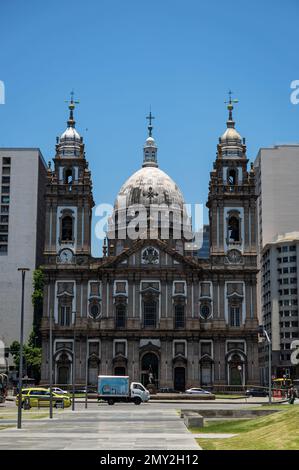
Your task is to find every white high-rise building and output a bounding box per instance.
[255,145,299,382]
[0,149,47,369]
[255,145,299,249]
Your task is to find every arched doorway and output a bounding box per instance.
[228,353,245,385]
[56,352,71,385]
[174,367,185,391]
[141,352,159,387]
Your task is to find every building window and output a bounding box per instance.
[229,306,241,327]
[115,341,126,356]
[61,215,73,241]
[1,196,9,204]
[89,302,101,320]
[227,168,237,186]
[228,215,240,243]
[200,342,212,356]
[174,303,185,328]
[58,305,71,326]
[64,168,73,184]
[116,304,126,328]
[1,186,10,194]
[200,303,211,320]
[143,300,157,328]
[0,206,9,214]
[174,341,186,356]
[0,245,8,254]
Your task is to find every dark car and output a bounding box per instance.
[245,388,268,397]
[159,387,178,393]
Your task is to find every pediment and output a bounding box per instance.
[100,239,200,270]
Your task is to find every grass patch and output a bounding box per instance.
[196,406,299,450]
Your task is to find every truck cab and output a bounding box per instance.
[130,382,150,403]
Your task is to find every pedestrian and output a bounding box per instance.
[288,386,297,405]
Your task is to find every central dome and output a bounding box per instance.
[115,165,185,209]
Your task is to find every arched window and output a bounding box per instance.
[174,303,185,328]
[227,168,237,186]
[61,215,73,241]
[116,303,126,328]
[228,215,240,243]
[64,168,73,184]
[143,300,157,328]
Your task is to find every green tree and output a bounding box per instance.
[31,268,44,347]
[9,340,42,382]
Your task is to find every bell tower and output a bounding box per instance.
[44,93,94,264]
[207,93,257,261]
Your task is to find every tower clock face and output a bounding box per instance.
[59,248,73,264]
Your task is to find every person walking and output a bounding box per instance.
[288,386,297,404]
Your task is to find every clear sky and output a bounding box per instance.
[0,0,298,256]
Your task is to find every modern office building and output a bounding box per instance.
[255,145,299,249]
[255,145,299,382]
[260,233,299,382]
[0,149,47,367]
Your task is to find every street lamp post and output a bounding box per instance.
[17,267,30,429]
[72,312,76,411]
[85,335,89,409]
[49,309,53,419]
[259,325,272,404]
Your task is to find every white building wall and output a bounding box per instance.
[0,149,46,363]
[255,145,299,322]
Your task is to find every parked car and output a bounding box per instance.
[49,387,69,395]
[185,387,212,395]
[16,387,71,408]
[245,388,268,397]
[159,387,178,393]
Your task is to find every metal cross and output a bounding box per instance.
[146,111,155,137]
[65,90,80,106]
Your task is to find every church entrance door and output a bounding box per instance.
[174,367,185,391]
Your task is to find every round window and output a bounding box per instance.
[89,303,101,319]
[200,304,211,320]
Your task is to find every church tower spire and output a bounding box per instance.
[143,110,158,167]
[207,95,256,258]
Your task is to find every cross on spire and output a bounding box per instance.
[146,110,155,137]
[65,90,80,127]
[224,90,239,122]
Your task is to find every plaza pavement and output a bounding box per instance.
[0,399,276,450]
[0,402,202,450]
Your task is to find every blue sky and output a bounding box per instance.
[1,0,298,256]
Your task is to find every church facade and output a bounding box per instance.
[40,98,259,390]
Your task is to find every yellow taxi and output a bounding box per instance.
[16,387,71,409]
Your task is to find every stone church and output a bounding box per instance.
[40,97,259,390]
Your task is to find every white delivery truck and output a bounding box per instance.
[97,375,150,405]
